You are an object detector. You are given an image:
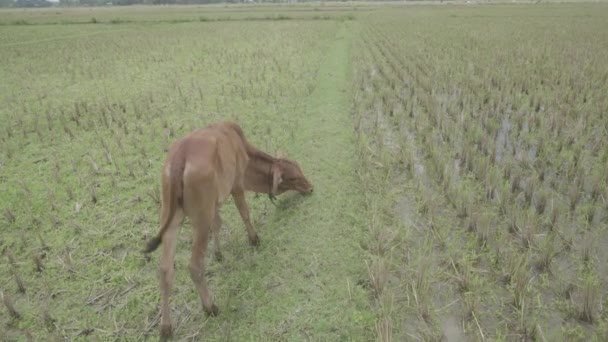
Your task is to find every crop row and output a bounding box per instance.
[353,10,608,340]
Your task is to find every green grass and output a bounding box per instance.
[0,13,372,340]
[2,2,608,341]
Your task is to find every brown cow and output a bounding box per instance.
[143,121,313,339]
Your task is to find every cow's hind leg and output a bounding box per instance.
[158,208,183,339]
[212,212,223,262]
[189,207,219,316]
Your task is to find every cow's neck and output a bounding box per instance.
[244,148,277,194]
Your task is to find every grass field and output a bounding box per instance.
[1,2,608,341]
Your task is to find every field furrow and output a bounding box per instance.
[353,5,608,340]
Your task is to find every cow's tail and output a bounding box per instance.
[143,144,187,254]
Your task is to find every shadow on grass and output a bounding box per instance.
[274,192,313,211]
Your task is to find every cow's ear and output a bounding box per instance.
[271,163,283,195]
[276,149,287,159]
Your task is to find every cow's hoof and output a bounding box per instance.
[249,234,260,247]
[204,304,220,317]
[160,324,172,340]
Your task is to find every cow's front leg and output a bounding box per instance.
[232,190,260,246]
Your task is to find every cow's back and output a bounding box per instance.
[183,122,250,202]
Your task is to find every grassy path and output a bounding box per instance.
[267,21,373,338]
[197,21,374,340]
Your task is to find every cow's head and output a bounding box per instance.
[271,150,313,195]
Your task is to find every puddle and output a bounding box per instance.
[442,316,465,342]
[495,116,512,163]
[394,189,419,229]
[398,118,426,180]
[374,102,400,155]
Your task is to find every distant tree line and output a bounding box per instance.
[1,0,411,8]
[3,0,52,7]
[63,0,231,5]
[0,0,223,6]
[1,0,232,6]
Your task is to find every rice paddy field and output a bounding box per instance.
[1,2,608,341]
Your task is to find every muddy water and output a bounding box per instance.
[442,316,466,342]
[495,116,511,163]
